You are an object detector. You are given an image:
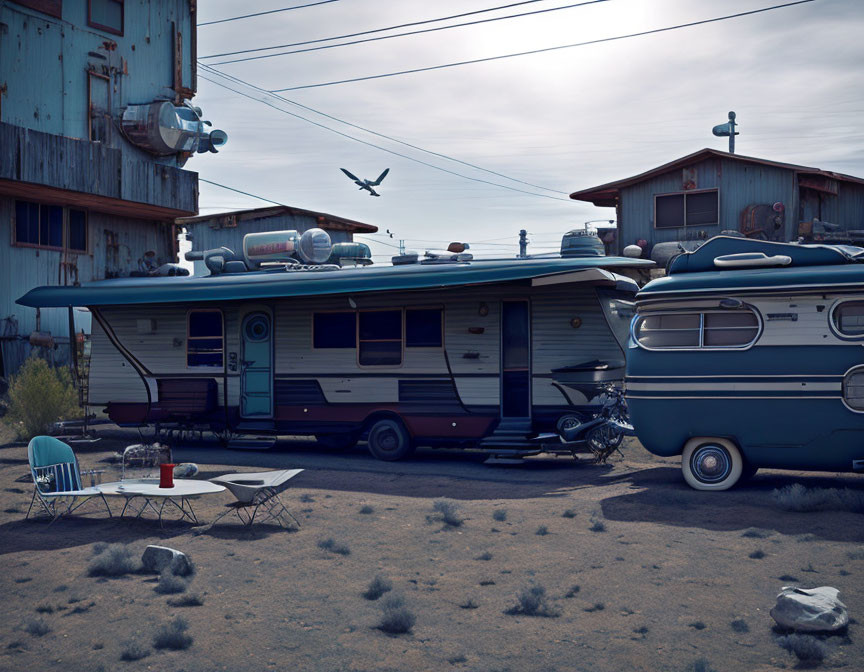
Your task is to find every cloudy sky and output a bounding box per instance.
[191,0,864,260]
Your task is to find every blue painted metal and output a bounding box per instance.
[0,1,207,373]
[627,235,864,477]
[18,257,654,308]
[638,237,864,297]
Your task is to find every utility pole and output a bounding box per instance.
[399,239,405,255]
[518,229,528,258]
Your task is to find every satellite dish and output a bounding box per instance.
[298,228,332,264]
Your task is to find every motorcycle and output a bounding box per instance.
[557,385,634,463]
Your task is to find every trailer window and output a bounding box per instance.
[843,368,864,411]
[596,288,635,350]
[833,301,864,337]
[359,310,402,366]
[406,309,443,347]
[313,312,356,348]
[187,311,224,368]
[634,309,759,349]
[635,314,700,348]
[702,312,759,346]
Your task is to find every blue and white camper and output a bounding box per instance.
[627,236,864,490]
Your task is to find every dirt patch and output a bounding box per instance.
[0,432,862,671]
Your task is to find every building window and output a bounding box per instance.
[187,311,224,368]
[655,189,719,229]
[832,301,864,338]
[68,209,88,252]
[88,0,123,36]
[405,309,443,347]
[359,310,402,366]
[13,200,87,252]
[634,309,760,350]
[313,312,356,348]
[12,1,62,18]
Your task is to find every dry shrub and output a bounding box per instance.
[87,544,141,577]
[492,509,507,522]
[774,484,864,514]
[153,617,193,650]
[432,499,463,527]
[377,594,415,634]
[776,633,827,665]
[505,585,560,618]
[318,537,350,556]
[120,639,150,661]
[154,569,187,595]
[363,575,393,601]
[3,356,81,439]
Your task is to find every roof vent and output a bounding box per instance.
[560,230,605,258]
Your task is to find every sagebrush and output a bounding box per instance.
[3,356,81,439]
[773,483,864,514]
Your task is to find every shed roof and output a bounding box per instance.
[18,256,652,308]
[177,205,378,234]
[570,148,864,207]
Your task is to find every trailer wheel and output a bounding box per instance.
[681,437,743,491]
[366,418,414,461]
[316,433,359,451]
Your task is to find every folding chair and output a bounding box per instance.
[26,436,113,523]
[209,469,304,530]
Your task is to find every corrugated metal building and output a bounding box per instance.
[0,0,218,375]
[179,206,378,275]
[570,148,864,258]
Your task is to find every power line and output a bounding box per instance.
[202,0,557,59]
[199,63,565,194]
[198,178,288,206]
[207,0,609,66]
[198,70,574,202]
[198,1,340,27]
[270,0,816,91]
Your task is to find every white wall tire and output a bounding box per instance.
[681,437,743,491]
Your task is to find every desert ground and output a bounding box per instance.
[0,429,862,672]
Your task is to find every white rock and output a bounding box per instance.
[141,545,194,577]
[173,463,199,479]
[770,586,848,632]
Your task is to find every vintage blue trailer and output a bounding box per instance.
[18,231,651,460]
[627,236,864,490]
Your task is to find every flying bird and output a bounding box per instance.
[340,168,390,197]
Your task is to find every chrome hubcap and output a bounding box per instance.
[691,445,732,483]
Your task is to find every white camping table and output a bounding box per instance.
[96,478,225,527]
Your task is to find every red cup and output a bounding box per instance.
[159,463,176,488]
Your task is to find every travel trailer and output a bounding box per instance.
[18,230,651,461]
[627,236,864,490]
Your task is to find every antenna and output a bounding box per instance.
[712,111,739,153]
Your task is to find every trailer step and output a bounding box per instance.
[235,421,277,432]
[483,455,527,465]
[227,437,277,450]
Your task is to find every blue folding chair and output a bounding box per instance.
[26,436,112,523]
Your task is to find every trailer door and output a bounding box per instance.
[501,300,531,418]
[240,312,273,418]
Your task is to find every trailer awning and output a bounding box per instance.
[18,256,653,308]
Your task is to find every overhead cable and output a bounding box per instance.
[198,1,340,27]
[269,1,816,91]
[206,0,609,65]
[198,70,574,201]
[202,0,558,58]
[198,63,566,194]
